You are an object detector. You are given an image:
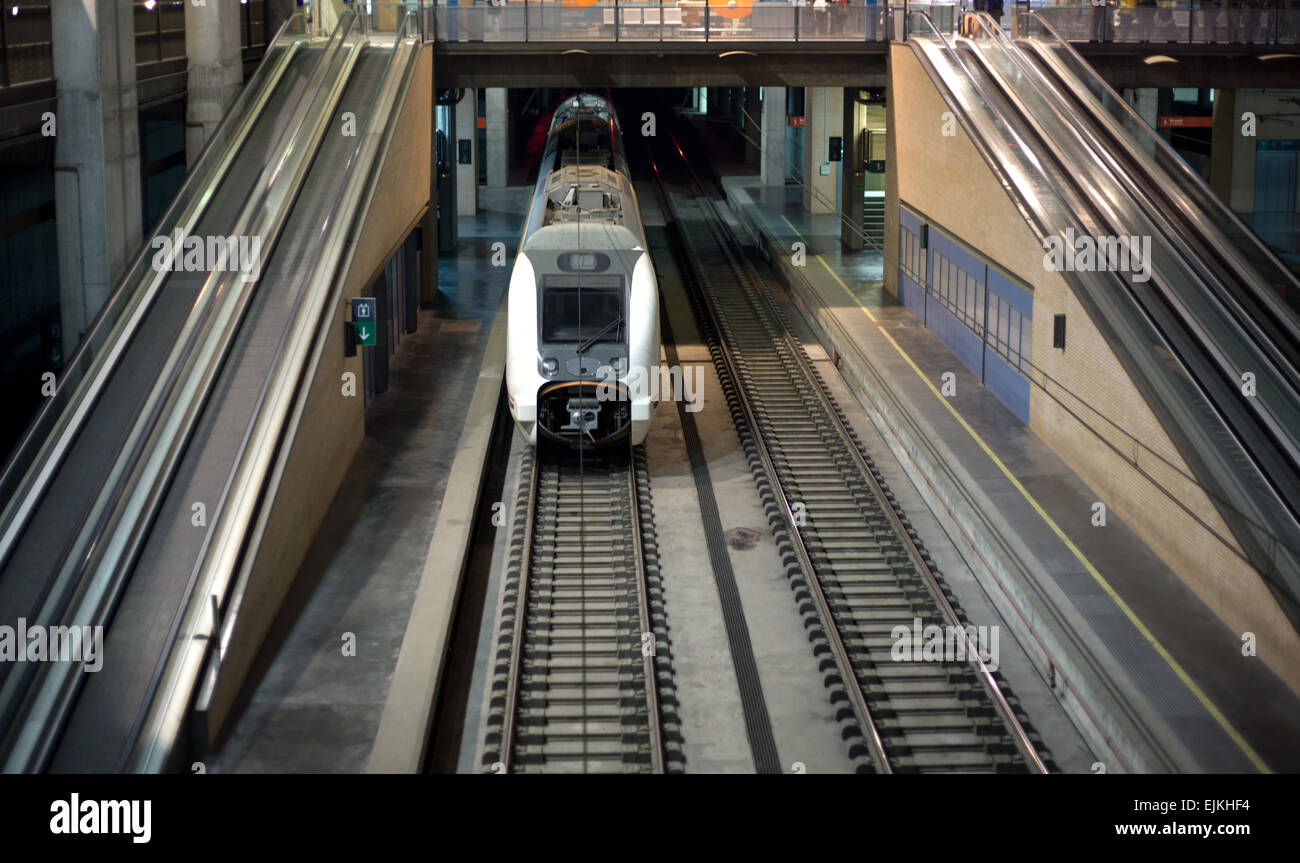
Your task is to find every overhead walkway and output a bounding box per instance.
[0,9,427,772]
[418,0,1300,46]
[904,9,1300,636]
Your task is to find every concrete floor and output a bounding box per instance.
[645,218,856,773]
[207,187,529,773]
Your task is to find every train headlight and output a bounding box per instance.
[541,357,559,376]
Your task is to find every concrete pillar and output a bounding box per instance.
[1227,89,1258,214]
[884,53,898,300]
[486,87,508,188]
[185,0,243,165]
[52,0,142,357]
[456,88,478,216]
[743,87,761,167]
[266,0,297,40]
[760,86,787,186]
[802,86,843,215]
[316,0,344,36]
[842,90,864,251]
[1210,87,1236,206]
[422,55,438,306]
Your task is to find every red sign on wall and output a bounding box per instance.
[789,116,805,128]
[1159,116,1212,128]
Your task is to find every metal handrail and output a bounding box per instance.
[970,12,1300,418]
[0,14,307,581]
[1021,10,1300,309]
[427,0,890,43]
[127,9,424,772]
[1022,0,1300,47]
[0,10,365,773]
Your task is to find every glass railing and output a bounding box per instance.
[359,0,425,34]
[427,0,889,42]
[414,0,1300,42]
[1020,0,1300,45]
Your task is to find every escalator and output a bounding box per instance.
[0,8,424,772]
[906,11,1300,626]
[1000,14,1300,398]
[1017,14,1300,301]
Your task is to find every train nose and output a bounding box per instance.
[538,382,631,446]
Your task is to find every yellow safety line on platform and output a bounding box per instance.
[778,214,1271,774]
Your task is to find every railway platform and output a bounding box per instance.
[720,174,1300,774]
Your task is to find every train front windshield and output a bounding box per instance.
[541,282,624,345]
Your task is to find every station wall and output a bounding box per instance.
[886,42,1300,696]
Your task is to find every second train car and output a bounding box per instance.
[506,93,661,447]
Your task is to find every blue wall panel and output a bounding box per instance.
[900,271,926,321]
[926,296,983,378]
[896,206,1033,425]
[930,231,986,280]
[984,345,1030,423]
[986,266,1033,318]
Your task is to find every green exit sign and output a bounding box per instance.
[866,159,886,174]
[355,321,377,347]
[352,298,377,347]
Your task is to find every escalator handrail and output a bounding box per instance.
[967,12,1300,519]
[0,12,367,773]
[1008,19,1300,375]
[1022,10,1300,303]
[969,12,1300,454]
[0,14,307,581]
[126,11,425,773]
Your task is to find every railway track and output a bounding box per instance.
[652,131,1052,773]
[482,443,679,773]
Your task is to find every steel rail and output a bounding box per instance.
[498,444,540,773]
[653,125,1048,773]
[494,442,666,773]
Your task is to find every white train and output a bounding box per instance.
[506,93,660,447]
